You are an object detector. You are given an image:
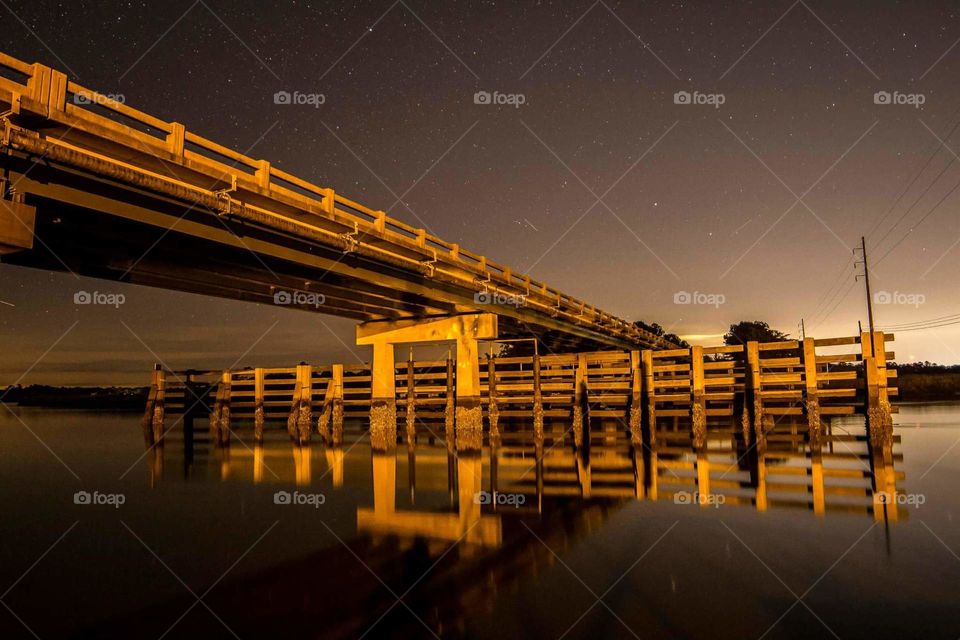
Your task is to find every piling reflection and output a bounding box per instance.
[124,416,909,639]
[148,415,905,524]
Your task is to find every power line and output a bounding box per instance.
[809,257,854,321]
[866,110,960,242]
[874,170,960,265]
[879,313,960,329]
[879,317,960,332]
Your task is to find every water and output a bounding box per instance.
[0,404,958,639]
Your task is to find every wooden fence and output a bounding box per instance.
[142,332,897,451]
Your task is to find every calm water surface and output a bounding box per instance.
[0,403,958,639]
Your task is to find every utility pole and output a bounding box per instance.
[799,318,806,340]
[855,236,875,335]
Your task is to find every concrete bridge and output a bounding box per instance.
[0,52,680,440]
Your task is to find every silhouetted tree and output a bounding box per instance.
[634,320,690,348]
[723,321,789,346]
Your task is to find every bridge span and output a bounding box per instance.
[0,52,679,440]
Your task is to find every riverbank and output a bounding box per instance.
[0,385,148,410]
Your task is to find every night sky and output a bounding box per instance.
[1,0,959,385]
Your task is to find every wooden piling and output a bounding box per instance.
[444,353,455,450]
[405,351,416,446]
[487,355,500,446]
[628,350,642,447]
[802,338,822,452]
[141,364,163,446]
[331,364,344,445]
[691,345,706,450]
[217,371,232,445]
[532,352,544,448]
[253,367,265,442]
[287,364,312,445]
[641,350,656,446]
[746,342,765,453]
[573,354,587,450]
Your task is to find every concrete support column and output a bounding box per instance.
[369,342,397,452]
[357,313,498,454]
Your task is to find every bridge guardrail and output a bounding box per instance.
[0,51,668,348]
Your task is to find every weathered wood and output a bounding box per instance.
[532,352,544,448]
[572,354,587,449]
[746,342,765,453]
[691,345,706,449]
[802,338,822,451]
[641,350,656,446]
[628,350,642,446]
[286,364,312,444]
[487,355,500,446]
[253,367,265,442]
[331,364,344,445]
[444,354,455,451]
[405,352,416,446]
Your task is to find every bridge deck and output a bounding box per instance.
[0,51,668,350]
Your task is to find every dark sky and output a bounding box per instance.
[1,0,959,385]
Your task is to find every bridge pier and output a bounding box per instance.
[357,313,498,452]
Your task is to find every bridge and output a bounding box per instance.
[0,51,679,442]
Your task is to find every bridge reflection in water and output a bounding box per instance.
[128,411,905,638]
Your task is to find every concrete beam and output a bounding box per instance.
[357,313,498,452]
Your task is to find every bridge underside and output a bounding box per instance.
[1,151,621,352]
